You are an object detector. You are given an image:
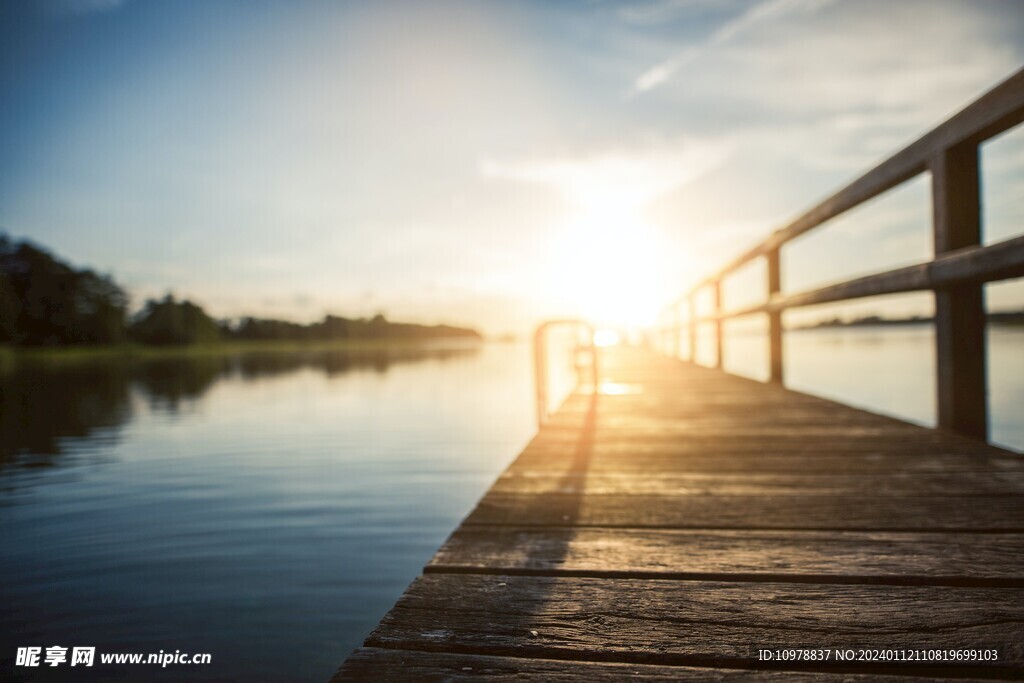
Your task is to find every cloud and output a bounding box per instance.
[480,137,734,209]
[627,1,1022,177]
[632,0,837,93]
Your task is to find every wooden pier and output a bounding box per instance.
[333,69,1024,680]
[335,347,1024,680]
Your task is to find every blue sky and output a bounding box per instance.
[2,0,1022,332]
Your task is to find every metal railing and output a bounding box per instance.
[533,320,598,426]
[656,67,1024,440]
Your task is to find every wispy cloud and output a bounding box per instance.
[632,0,837,94]
[480,138,734,209]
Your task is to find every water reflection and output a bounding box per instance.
[0,362,131,469]
[0,345,480,472]
[0,341,534,682]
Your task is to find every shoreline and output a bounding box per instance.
[0,337,486,366]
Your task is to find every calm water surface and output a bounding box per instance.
[0,343,536,681]
[723,324,1024,452]
[1,331,1021,681]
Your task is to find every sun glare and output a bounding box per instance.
[546,192,670,330]
[593,329,620,347]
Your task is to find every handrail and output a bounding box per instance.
[691,235,1024,321]
[657,66,1024,441]
[690,68,1024,291]
[533,320,598,427]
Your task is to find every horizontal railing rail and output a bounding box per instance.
[533,320,598,427]
[696,234,1024,320]
[657,66,1024,441]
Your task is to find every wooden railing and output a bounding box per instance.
[533,320,598,427]
[656,67,1024,440]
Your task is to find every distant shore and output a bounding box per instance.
[797,311,1024,330]
[0,336,484,367]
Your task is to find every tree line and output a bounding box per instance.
[0,234,481,346]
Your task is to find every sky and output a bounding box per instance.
[1,0,1022,334]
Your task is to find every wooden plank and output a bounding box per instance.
[529,414,1015,459]
[539,382,993,432]
[544,407,938,428]
[333,648,982,681]
[533,427,983,448]
[528,417,1010,449]
[490,470,1024,496]
[531,423,983,441]
[365,574,1024,674]
[538,428,952,441]
[465,492,1024,531]
[541,409,930,427]
[338,347,1024,679]
[512,448,1024,476]
[427,527,1024,585]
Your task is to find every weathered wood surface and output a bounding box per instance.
[363,574,1024,673]
[490,470,1024,495]
[464,492,1024,530]
[428,527,1024,585]
[334,348,1024,680]
[514,448,1024,475]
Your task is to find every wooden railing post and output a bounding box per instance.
[712,281,723,369]
[688,293,698,363]
[669,305,678,359]
[533,320,598,427]
[930,143,987,438]
[653,71,1022,443]
[676,303,685,359]
[665,325,671,356]
[666,316,672,356]
[767,248,784,384]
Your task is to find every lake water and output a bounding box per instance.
[1,330,1021,681]
[0,343,536,681]
[720,324,1024,452]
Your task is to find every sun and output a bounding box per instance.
[545,194,669,330]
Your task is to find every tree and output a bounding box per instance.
[0,234,128,345]
[129,295,221,345]
[0,272,20,343]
